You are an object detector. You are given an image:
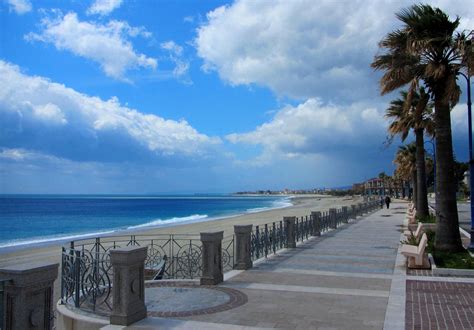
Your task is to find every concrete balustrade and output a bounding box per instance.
[0,262,58,330]
[234,225,253,270]
[200,231,224,285]
[109,246,148,326]
[284,216,296,248]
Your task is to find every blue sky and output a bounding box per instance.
[0,0,472,194]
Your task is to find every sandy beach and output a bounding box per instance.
[0,194,361,268]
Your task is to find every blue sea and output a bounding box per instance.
[0,195,291,250]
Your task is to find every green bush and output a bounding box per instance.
[426,230,474,269]
[400,231,419,245]
[416,214,436,223]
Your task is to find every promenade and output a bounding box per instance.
[119,202,405,329]
[107,201,474,330]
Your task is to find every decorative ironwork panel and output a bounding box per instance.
[222,235,234,272]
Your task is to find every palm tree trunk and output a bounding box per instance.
[415,128,429,217]
[433,94,463,252]
[412,171,417,209]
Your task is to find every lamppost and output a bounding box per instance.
[424,138,436,195]
[459,32,474,251]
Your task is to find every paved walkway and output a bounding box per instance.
[122,203,406,329]
[108,203,474,330]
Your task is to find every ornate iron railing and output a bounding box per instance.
[60,232,237,314]
[250,221,286,260]
[295,216,312,242]
[222,235,235,273]
[61,234,208,314]
[0,279,5,328]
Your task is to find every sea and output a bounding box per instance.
[0,194,292,251]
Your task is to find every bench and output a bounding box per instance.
[404,222,423,239]
[400,233,430,268]
[407,207,416,224]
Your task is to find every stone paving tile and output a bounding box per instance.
[406,280,474,330]
[182,287,388,329]
[228,270,391,291]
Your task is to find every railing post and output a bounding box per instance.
[351,205,357,219]
[110,246,147,326]
[0,262,58,330]
[284,216,296,248]
[234,225,253,270]
[311,211,321,236]
[329,208,337,229]
[200,231,224,285]
[342,206,348,223]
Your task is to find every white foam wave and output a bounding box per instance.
[0,229,117,250]
[127,214,208,230]
[246,198,293,213]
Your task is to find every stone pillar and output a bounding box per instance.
[0,262,58,330]
[311,211,321,236]
[342,206,348,223]
[234,225,253,270]
[200,231,224,285]
[351,204,357,219]
[110,246,147,326]
[284,216,296,248]
[329,208,337,229]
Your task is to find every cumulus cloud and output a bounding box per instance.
[196,0,474,102]
[6,0,31,14]
[26,12,156,81]
[0,60,220,163]
[227,98,387,164]
[87,0,123,16]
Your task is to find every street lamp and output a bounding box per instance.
[459,32,474,251]
[424,138,436,195]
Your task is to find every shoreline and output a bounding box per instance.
[0,195,294,253]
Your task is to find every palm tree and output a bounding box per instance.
[394,144,417,206]
[385,88,434,217]
[372,4,464,252]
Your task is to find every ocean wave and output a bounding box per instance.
[127,214,208,230]
[0,229,117,250]
[246,197,293,213]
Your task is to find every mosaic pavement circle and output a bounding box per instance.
[145,282,248,317]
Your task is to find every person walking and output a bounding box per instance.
[385,195,391,209]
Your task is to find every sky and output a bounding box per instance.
[0,0,473,194]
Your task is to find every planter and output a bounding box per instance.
[428,254,474,277]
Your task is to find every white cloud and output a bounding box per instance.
[26,12,156,81]
[227,98,386,164]
[0,60,219,162]
[87,0,123,16]
[6,0,31,14]
[196,0,474,102]
[160,40,190,80]
[0,148,33,161]
[32,103,67,125]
